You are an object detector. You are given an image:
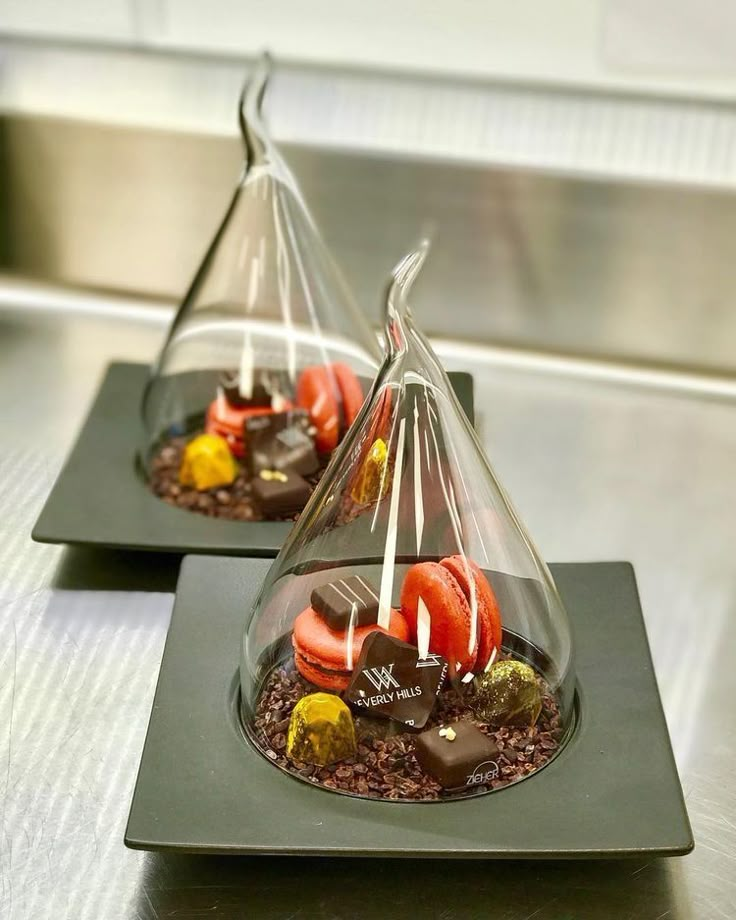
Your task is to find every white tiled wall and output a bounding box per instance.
[2,40,736,189]
[2,0,135,41]
[3,0,736,99]
[2,2,736,188]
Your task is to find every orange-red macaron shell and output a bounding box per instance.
[440,555,503,670]
[292,605,410,691]
[400,561,478,674]
[296,366,340,453]
[296,363,366,453]
[331,363,365,428]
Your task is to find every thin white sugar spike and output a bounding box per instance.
[247,255,259,311]
[484,646,498,673]
[346,602,358,670]
[239,330,255,399]
[416,596,431,659]
[377,415,406,629]
[413,398,425,554]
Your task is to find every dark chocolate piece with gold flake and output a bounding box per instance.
[413,721,500,789]
[252,469,311,516]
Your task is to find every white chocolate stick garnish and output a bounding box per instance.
[216,387,227,416]
[416,596,431,659]
[423,427,432,475]
[377,415,406,629]
[421,384,478,656]
[484,645,498,673]
[271,191,297,384]
[346,601,357,670]
[239,329,254,399]
[247,254,260,311]
[448,479,477,656]
[413,398,424,554]
[423,385,463,553]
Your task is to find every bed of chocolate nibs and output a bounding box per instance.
[252,658,563,801]
[148,434,328,522]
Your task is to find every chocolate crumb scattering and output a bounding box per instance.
[148,433,328,522]
[252,655,562,801]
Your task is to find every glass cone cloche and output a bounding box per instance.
[240,241,576,802]
[141,53,380,522]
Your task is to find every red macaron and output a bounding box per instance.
[440,555,503,668]
[296,362,365,454]
[400,555,502,675]
[292,605,409,691]
[205,398,292,458]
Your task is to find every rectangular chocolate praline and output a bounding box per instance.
[414,722,500,790]
[219,369,273,408]
[252,471,311,516]
[245,410,318,477]
[311,575,380,628]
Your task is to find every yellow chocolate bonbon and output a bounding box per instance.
[350,438,391,505]
[179,433,238,491]
[286,693,357,766]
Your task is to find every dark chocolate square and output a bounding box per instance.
[346,632,448,729]
[310,575,380,628]
[251,470,311,516]
[245,409,318,477]
[219,369,273,408]
[414,721,500,789]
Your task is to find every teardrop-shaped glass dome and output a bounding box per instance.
[240,242,576,801]
[141,53,381,522]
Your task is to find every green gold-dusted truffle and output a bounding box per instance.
[286,693,357,766]
[350,438,391,505]
[471,660,542,728]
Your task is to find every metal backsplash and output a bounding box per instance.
[2,113,735,374]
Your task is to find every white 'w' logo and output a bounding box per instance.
[364,664,400,692]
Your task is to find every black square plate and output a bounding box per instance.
[125,557,693,858]
[31,362,474,557]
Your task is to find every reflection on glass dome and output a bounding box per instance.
[240,241,576,802]
[141,53,380,522]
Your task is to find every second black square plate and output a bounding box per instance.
[32,362,474,557]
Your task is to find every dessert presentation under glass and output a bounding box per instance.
[141,54,381,524]
[239,242,576,802]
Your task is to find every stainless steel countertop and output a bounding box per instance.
[0,300,734,919]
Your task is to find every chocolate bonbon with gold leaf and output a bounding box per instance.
[470,660,542,728]
[286,692,357,766]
